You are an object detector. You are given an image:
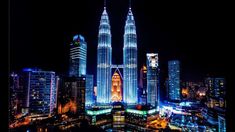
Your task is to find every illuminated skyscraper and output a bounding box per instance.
[21,68,58,114]
[139,65,147,105]
[123,6,138,104]
[69,34,87,77]
[146,53,159,107]
[97,5,112,104]
[218,114,226,132]
[9,72,20,121]
[86,75,94,106]
[168,60,181,101]
[205,77,226,108]
[111,70,122,102]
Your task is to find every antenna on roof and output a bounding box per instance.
[104,0,106,9]
[129,0,131,9]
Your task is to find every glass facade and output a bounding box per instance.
[218,115,226,132]
[146,53,158,107]
[139,65,147,105]
[168,60,180,101]
[205,77,226,108]
[86,75,94,106]
[9,73,19,120]
[123,8,138,104]
[97,7,112,104]
[27,69,57,114]
[69,34,87,77]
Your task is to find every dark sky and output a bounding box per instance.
[10,0,229,81]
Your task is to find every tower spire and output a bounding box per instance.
[104,0,106,9]
[129,0,131,9]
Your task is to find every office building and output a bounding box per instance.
[69,34,87,77]
[168,60,181,101]
[205,77,226,108]
[146,53,159,107]
[59,77,86,117]
[139,65,147,105]
[218,114,226,132]
[86,75,94,106]
[14,68,58,115]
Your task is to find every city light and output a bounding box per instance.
[9,0,226,131]
[86,109,112,116]
[148,109,157,114]
[126,109,147,115]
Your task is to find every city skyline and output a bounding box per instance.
[8,0,230,131]
[10,0,228,81]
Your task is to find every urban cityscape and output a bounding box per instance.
[9,0,227,131]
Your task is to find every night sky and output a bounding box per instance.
[10,0,229,81]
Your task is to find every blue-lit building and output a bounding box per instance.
[22,68,58,114]
[146,53,159,107]
[86,74,94,106]
[123,7,138,104]
[69,34,87,77]
[97,5,112,104]
[218,114,226,132]
[168,60,181,101]
[139,65,147,105]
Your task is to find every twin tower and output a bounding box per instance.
[97,3,138,104]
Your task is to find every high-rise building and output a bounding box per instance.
[86,75,94,106]
[168,60,181,101]
[139,65,147,105]
[60,77,86,117]
[111,70,122,102]
[69,34,87,77]
[146,53,159,107]
[218,114,226,132]
[164,78,169,100]
[205,77,226,108]
[123,6,138,104]
[18,68,58,114]
[205,77,214,98]
[9,72,20,121]
[29,70,57,114]
[10,70,34,115]
[97,5,112,104]
[214,78,225,100]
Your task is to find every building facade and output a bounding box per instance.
[168,60,181,101]
[218,115,226,132]
[111,71,122,102]
[97,6,112,104]
[69,34,87,77]
[59,77,86,118]
[205,77,226,108]
[19,68,58,114]
[139,65,147,105]
[146,53,159,107]
[123,7,138,104]
[9,72,20,121]
[86,75,94,106]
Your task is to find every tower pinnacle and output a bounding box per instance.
[129,0,131,9]
[104,0,106,9]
